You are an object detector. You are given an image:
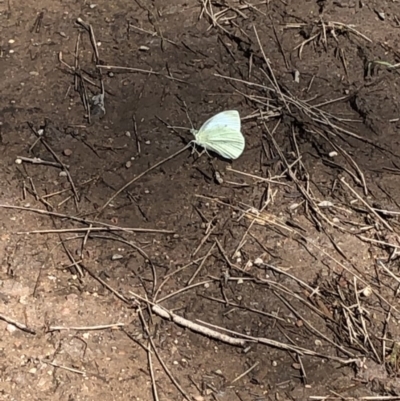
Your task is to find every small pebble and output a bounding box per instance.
[29,71,39,76]
[59,171,67,177]
[8,39,15,44]
[362,286,373,297]
[145,140,151,145]
[63,148,73,156]
[139,45,150,51]
[15,158,22,164]
[112,254,123,260]
[254,257,264,266]
[125,161,132,168]
[6,324,17,333]
[294,69,300,83]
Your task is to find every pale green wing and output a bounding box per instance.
[195,127,245,160]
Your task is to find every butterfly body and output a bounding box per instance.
[190,110,245,160]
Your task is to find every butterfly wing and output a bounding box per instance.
[195,127,245,160]
[198,110,241,133]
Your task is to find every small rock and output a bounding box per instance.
[254,257,264,266]
[6,324,17,333]
[112,254,123,260]
[63,148,73,156]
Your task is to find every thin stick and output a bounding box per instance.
[28,123,80,203]
[188,243,215,285]
[139,305,191,401]
[0,312,36,334]
[341,177,393,231]
[96,65,187,83]
[253,25,290,113]
[230,361,259,384]
[153,256,206,301]
[47,323,124,332]
[0,204,172,235]
[152,305,246,346]
[17,226,173,235]
[156,280,213,304]
[192,223,216,257]
[16,156,65,169]
[43,360,85,375]
[197,319,354,363]
[147,344,159,401]
[97,145,190,215]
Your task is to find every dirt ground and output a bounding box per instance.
[3,0,400,400]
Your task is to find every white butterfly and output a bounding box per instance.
[190,110,245,160]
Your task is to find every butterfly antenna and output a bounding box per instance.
[182,100,195,131]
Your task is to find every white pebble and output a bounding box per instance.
[15,158,22,164]
[6,324,17,333]
[233,251,241,258]
[59,171,67,177]
[8,39,15,44]
[112,254,123,260]
[362,286,373,297]
[254,257,264,266]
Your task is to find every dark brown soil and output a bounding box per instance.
[2,1,400,400]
